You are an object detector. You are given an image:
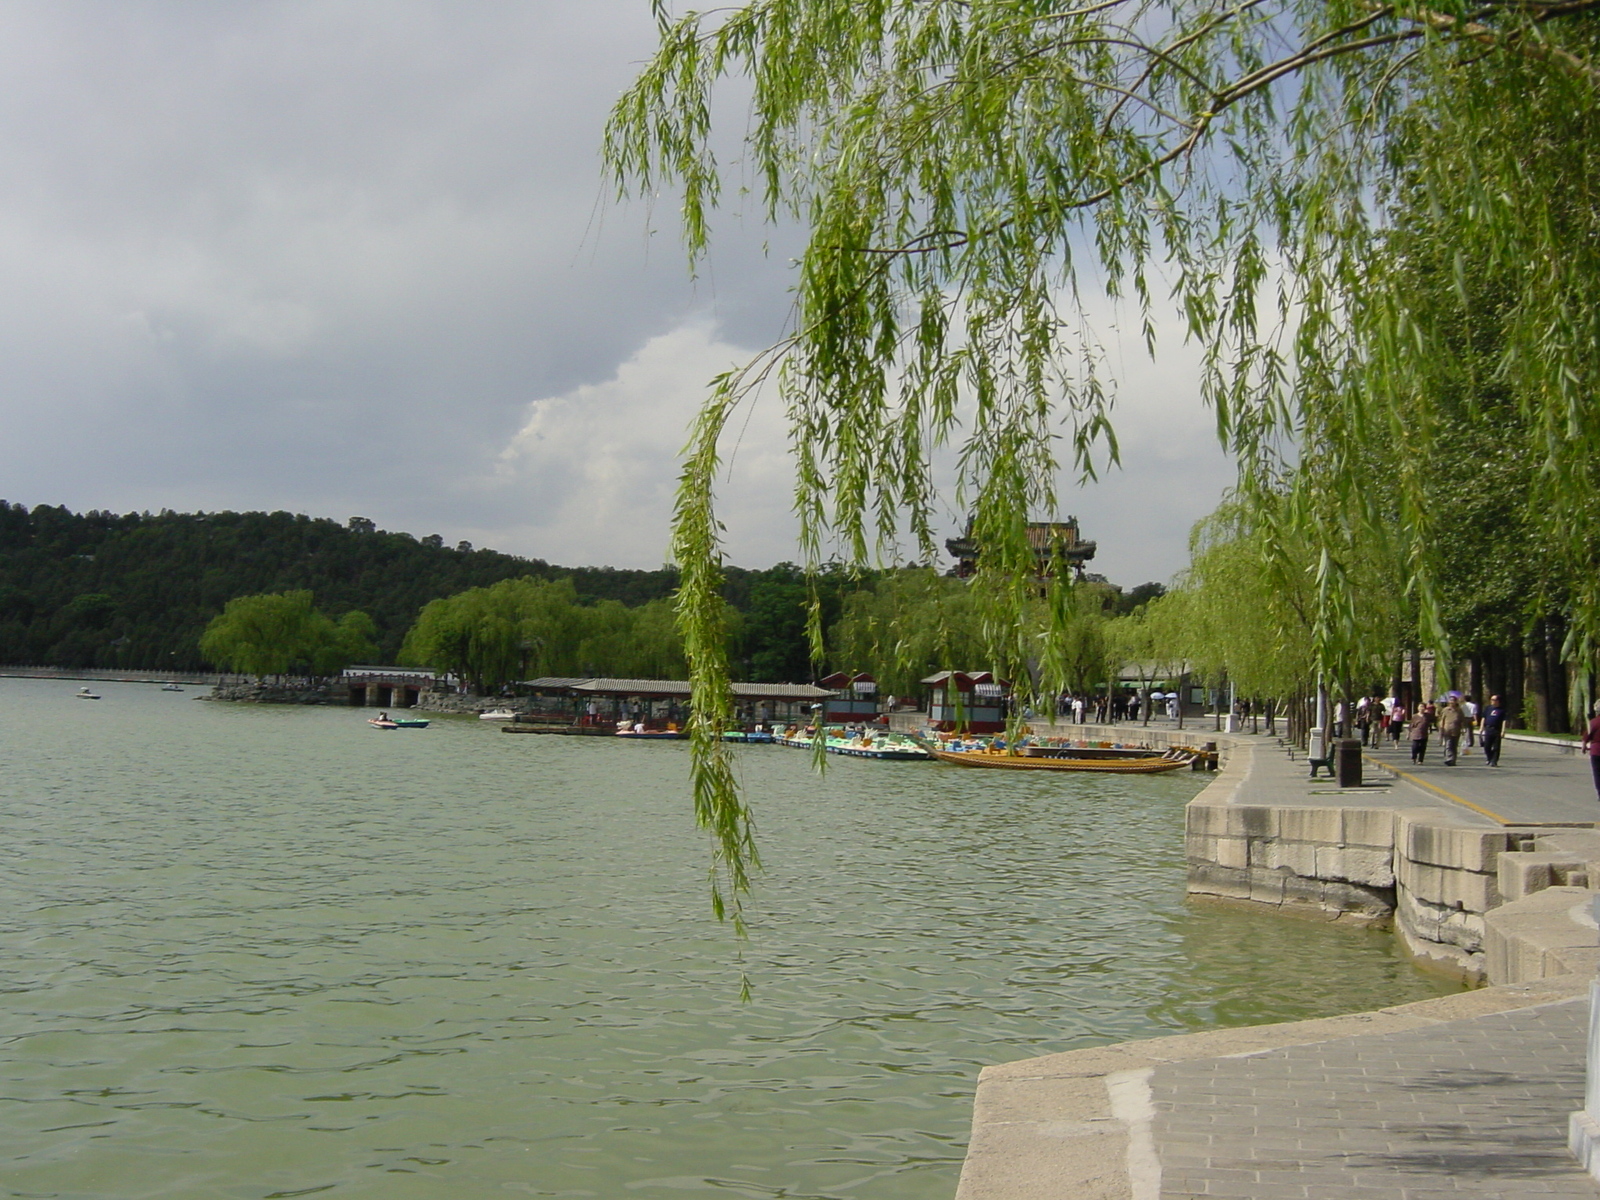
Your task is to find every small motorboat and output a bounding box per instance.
[161,682,184,692]
[479,708,518,722]
[370,713,429,729]
[76,686,101,700]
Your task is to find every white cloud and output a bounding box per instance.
[0,1,1240,589]
[487,321,797,568]
[1056,301,1238,586]
[481,301,1236,587]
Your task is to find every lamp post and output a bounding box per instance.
[1310,677,1329,761]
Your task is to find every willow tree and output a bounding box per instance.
[607,0,1600,921]
[400,577,591,691]
[829,568,988,695]
[200,591,373,678]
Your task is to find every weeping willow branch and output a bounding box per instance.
[672,374,760,932]
[613,0,1600,915]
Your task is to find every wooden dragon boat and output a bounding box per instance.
[925,746,1194,772]
[912,731,1196,773]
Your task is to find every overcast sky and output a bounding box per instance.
[0,1,1235,588]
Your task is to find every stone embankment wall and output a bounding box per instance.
[1027,720,1225,756]
[205,680,335,704]
[205,682,518,716]
[1186,738,1600,984]
[411,693,518,715]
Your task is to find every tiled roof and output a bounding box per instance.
[532,678,833,700]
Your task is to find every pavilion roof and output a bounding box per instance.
[525,677,833,701]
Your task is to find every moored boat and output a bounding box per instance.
[161,682,184,692]
[478,708,518,722]
[723,728,776,743]
[76,686,100,700]
[616,722,687,739]
[774,724,930,760]
[921,740,1193,773]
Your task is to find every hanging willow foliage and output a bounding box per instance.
[606,0,1600,919]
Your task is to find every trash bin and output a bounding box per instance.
[1336,737,1362,788]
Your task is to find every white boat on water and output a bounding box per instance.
[76,686,101,700]
[161,683,184,692]
[479,708,518,722]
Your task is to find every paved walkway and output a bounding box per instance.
[956,979,1600,1200]
[1360,736,1600,827]
[1125,715,1600,827]
[1153,995,1596,1198]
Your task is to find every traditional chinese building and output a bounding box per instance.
[921,670,1011,732]
[816,671,880,723]
[945,517,1097,579]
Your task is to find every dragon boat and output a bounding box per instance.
[916,733,1196,773]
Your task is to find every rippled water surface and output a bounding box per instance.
[0,678,1461,1198]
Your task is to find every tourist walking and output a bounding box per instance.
[1408,706,1433,764]
[1481,694,1507,766]
[1438,697,1467,766]
[1463,695,1479,747]
[1583,702,1600,802]
[1387,700,1407,747]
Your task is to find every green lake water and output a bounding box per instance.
[0,678,1461,1199]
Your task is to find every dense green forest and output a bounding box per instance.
[0,501,1160,682]
[0,502,831,677]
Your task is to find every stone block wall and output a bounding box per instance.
[1186,799,1397,921]
[1184,740,1600,981]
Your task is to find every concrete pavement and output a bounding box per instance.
[1100,715,1600,826]
[955,977,1600,1200]
[1361,735,1600,827]
[1153,993,1595,1198]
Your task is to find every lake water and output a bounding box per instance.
[0,678,1460,1199]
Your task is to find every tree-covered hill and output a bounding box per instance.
[0,502,709,670]
[0,501,1161,682]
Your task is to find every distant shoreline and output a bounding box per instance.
[0,666,240,686]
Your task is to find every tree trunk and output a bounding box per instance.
[1508,630,1526,729]
[1547,614,1571,733]
[1485,644,1508,711]
[1529,617,1552,733]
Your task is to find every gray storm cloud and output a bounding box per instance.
[0,0,1232,587]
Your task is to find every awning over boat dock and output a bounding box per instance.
[523,677,833,702]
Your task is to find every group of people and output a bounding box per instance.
[1344,693,1509,767]
[1055,692,1144,723]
